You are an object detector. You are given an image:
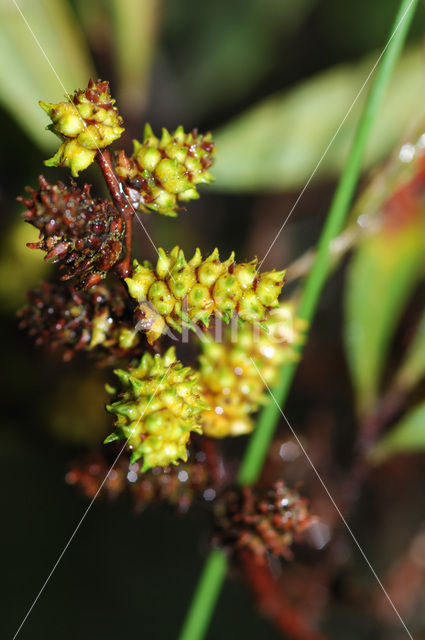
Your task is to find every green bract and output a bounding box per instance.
[105,347,207,471]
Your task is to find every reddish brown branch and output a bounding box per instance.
[192,435,227,489]
[202,437,226,488]
[239,549,326,640]
[96,148,133,278]
[341,388,405,510]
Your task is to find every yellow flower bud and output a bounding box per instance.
[44,139,96,177]
[40,79,124,176]
[39,101,84,137]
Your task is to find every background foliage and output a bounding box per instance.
[3,0,425,638]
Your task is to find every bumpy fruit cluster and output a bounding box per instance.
[66,452,210,513]
[126,247,286,344]
[199,303,307,437]
[18,282,139,362]
[115,124,214,216]
[19,176,125,288]
[106,347,208,471]
[19,76,294,481]
[213,482,313,561]
[40,78,124,176]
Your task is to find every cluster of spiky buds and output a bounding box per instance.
[18,76,297,484]
[105,347,208,471]
[199,303,307,437]
[19,176,125,288]
[115,124,214,216]
[126,247,285,344]
[18,281,139,362]
[213,482,313,561]
[40,79,124,176]
[66,453,210,513]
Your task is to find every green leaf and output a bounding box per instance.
[104,432,121,444]
[0,219,51,311]
[344,222,425,416]
[212,46,425,191]
[371,400,425,462]
[108,0,160,117]
[394,308,425,392]
[172,0,316,120]
[0,0,95,150]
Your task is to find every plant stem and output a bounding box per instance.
[178,549,227,640]
[239,549,326,640]
[96,148,133,277]
[341,386,405,508]
[178,1,418,638]
[237,0,418,487]
[200,437,226,488]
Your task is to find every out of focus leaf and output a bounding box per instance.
[212,46,425,191]
[394,309,425,392]
[0,220,50,311]
[344,222,425,417]
[319,0,425,58]
[109,0,160,117]
[371,401,425,462]
[0,0,95,150]
[44,372,109,446]
[168,0,315,120]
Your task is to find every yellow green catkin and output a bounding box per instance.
[40,79,124,176]
[199,303,307,437]
[125,246,286,344]
[105,347,208,471]
[115,124,215,216]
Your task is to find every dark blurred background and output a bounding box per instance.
[2,1,425,638]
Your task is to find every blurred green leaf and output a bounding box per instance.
[169,0,315,119]
[44,372,109,446]
[344,222,424,416]
[0,220,51,311]
[212,46,425,191]
[371,400,425,462]
[394,308,425,392]
[0,0,95,150]
[319,0,424,58]
[109,0,160,117]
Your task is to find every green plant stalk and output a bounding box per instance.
[178,1,418,638]
[238,0,418,486]
[178,549,227,640]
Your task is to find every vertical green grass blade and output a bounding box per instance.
[178,1,419,638]
[178,548,227,640]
